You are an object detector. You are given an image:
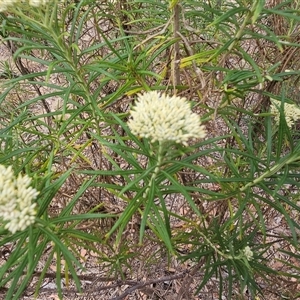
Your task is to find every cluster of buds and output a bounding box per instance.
[128,91,206,146]
[0,165,38,234]
[243,246,253,261]
[270,98,300,128]
[0,0,48,12]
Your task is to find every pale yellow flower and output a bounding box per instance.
[270,98,300,128]
[243,246,253,261]
[0,0,48,11]
[29,0,47,7]
[128,91,206,145]
[0,0,18,12]
[0,165,38,234]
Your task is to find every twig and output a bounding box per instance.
[110,271,189,300]
[123,24,166,35]
[134,17,172,50]
[172,3,181,93]
[176,258,206,300]
[176,31,206,89]
[5,39,53,127]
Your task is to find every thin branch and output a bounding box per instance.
[172,3,181,92]
[123,24,167,35]
[110,271,189,300]
[134,18,172,50]
[176,258,206,300]
[176,31,206,89]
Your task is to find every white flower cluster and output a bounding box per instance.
[128,91,206,145]
[0,0,17,11]
[28,0,48,6]
[243,246,253,261]
[0,0,48,12]
[270,98,300,128]
[0,165,38,234]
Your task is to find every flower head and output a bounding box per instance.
[243,246,253,261]
[270,98,300,128]
[28,0,47,7]
[128,91,206,145]
[0,0,48,11]
[0,165,38,234]
[0,0,18,11]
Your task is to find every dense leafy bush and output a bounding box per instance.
[0,0,300,299]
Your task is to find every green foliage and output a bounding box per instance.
[0,0,300,299]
